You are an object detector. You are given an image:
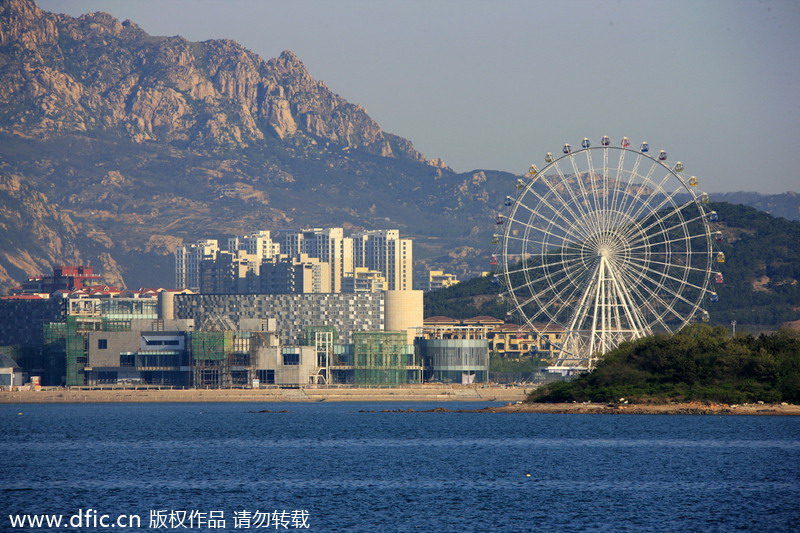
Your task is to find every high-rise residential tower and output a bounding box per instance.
[175,239,220,291]
[227,230,281,260]
[278,228,353,292]
[352,230,413,291]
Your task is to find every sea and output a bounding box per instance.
[1,402,799,532]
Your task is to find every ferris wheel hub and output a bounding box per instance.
[597,245,612,258]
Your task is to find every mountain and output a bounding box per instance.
[707,191,800,222]
[425,202,800,328]
[0,0,515,291]
[1,0,798,294]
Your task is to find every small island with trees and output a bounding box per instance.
[484,324,800,415]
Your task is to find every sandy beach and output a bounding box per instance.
[0,385,530,404]
[5,387,796,415]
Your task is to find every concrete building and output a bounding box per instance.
[199,250,261,294]
[10,265,105,295]
[85,321,194,386]
[174,290,423,346]
[0,353,27,388]
[425,270,460,292]
[261,254,332,294]
[278,228,353,293]
[227,230,281,259]
[421,316,562,360]
[174,292,386,345]
[385,290,424,344]
[252,344,318,386]
[175,239,220,291]
[352,229,413,291]
[342,267,387,293]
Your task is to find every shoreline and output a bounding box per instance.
[0,385,529,404]
[480,401,800,416]
[2,388,797,414]
[358,402,800,415]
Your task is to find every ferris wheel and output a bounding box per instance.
[494,136,723,370]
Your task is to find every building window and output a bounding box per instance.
[98,339,108,350]
[257,369,275,384]
[283,352,300,366]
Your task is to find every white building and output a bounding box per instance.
[227,231,281,260]
[426,270,459,292]
[352,230,413,291]
[261,254,332,294]
[342,267,387,293]
[278,228,353,293]
[175,239,220,291]
[179,227,414,294]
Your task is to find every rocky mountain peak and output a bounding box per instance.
[0,0,57,49]
[1,0,41,20]
[0,2,436,164]
[0,0,472,293]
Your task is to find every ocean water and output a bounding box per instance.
[1,402,799,532]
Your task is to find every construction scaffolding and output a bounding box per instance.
[191,330,253,388]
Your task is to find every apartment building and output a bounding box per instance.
[175,239,220,291]
[352,229,413,291]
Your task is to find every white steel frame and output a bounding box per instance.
[497,140,715,370]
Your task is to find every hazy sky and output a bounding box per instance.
[39,0,799,194]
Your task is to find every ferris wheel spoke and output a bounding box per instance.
[524,262,596,322]
[583,148,605,225]
[502,233,585,255]
[622,255,709,298]
[503,256,573,278]
[507,202,592,246]
[567,151,604,231]
[601,148,609,229]
[611,157,662,231]
[607,150,646,230]
[510,256,590,301]
[627,210,707,248]
[624,255,711,276]
[608,149,628,226]
[626,232,709,253]
[612,265,675,333]
[512,255,592,303]
[528,175,595,239]
[615,261,694,319]
[550,158,596,224]
[627,207,705,247]
[605,259,651,337]
[626,171,686,228]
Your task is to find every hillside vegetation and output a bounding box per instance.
[424,202,800,327]
[527,325,800,404]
